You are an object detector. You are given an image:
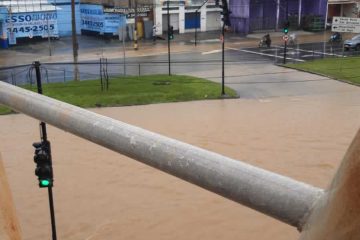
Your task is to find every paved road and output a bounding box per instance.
[236,42,360,63]
[1,39,359,100]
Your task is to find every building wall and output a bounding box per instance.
[206,11,221,31]
[154,1,222,35]
[230,0,328,34]
[56,3,81,36]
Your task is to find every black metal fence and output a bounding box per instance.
[1,42,359,86]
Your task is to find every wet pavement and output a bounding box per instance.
[1,29,357,67]
[1,29,360,100]
[2,30,360,240]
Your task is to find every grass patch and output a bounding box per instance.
[0,74,237,115]
[286,56,360,84]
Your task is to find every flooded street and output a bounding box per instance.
[1,86,360,239]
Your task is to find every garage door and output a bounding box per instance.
[185,12,200,29]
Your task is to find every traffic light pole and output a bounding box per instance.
[221,22,225,96]
[34,61,57,240]
[283,37,287,64]
[167,0,171,76]
[284,0,289,64]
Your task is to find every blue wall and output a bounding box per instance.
[55,2,81,36]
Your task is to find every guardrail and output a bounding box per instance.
[0,80,323,230]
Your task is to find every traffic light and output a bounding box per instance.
[220,0,231,27]
[33,141,53,188]
[283,21,290,34]
[168,26,174,40]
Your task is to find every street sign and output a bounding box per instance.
[282,35,288,42]
[332,17,360,33]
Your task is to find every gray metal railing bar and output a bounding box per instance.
[0,81,323,229]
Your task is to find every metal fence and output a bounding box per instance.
[1,42,360,86]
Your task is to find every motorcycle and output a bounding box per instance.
[329,32,342,43]
[258,34,271,48]
[288,33,297,46]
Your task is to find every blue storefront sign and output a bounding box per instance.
[80,4,126,35]
[80,4,104,32]
[5,12,59,39]
[0,7,8,48]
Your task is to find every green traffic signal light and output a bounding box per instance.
[40,179,51,187]
[284,28,288,34]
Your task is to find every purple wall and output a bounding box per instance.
[229,0,328,34]
[229,0,250,34]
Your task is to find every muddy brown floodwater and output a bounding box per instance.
[1,92,360,240]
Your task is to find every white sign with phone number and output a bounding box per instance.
[5,12,59,39]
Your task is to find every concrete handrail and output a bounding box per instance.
[0,81,323,229]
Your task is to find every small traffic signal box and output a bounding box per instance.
[169,26,174,40]
[33,141,53,188]
[283,21,290,34]
[220,0,231,27]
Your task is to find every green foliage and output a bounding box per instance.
[0,75,237,115]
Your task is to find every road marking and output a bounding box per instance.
[227,47,305,62]
[302,54,321,58]
[190,39,220,43]
[274,45,344,57]
[202,49,222,55]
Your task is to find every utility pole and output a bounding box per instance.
[194,0,209,46]
[71,0,79,80]
[46,13,52,56]
[195,10,199,46]
[133,0,138,50]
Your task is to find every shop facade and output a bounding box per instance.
[49,0,81,36]
[230,0,328,34]
[0,1,60,47]
[81,4,153,39]
[154,0,222,35]
[326,0,359,27]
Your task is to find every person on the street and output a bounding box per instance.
[152,24,157,43]
[264,33,271,47]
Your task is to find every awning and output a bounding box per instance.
[328,0,356,4]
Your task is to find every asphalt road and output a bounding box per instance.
[238,41,360,64]
[1,41,358,99]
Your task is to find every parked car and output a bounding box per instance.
[344,34,360,51]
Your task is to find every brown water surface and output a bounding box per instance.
[1,93,360,239]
